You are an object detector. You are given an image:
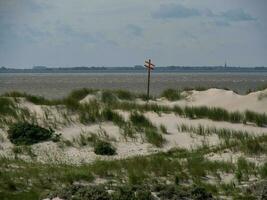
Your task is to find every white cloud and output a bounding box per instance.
[0,0,266,67]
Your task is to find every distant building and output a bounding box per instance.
[33,66,47,70]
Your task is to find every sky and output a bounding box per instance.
[0,0,267,68]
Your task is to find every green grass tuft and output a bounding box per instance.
[144,128,165,147]
[130,112,155,129]
[161,89,182,101]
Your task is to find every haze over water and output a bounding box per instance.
[1,72,267,98]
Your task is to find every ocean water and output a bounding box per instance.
[1,72,267,99]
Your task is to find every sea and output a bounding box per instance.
[1,72,267,99]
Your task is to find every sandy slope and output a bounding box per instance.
[0,88,266,165]
[155,88,267,114]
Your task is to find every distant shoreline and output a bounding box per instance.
[1,66,267,73]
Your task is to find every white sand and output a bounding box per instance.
[155,88,267,114]
[1,88,266,165]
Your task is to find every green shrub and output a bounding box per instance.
[94,140,116,155]
[191,186,214,200]
[161,89,182,101]
[8,122,59,145]
[48,185,110,200]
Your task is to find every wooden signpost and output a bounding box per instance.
[144,59,155,101]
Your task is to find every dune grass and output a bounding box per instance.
[178,123,267,155]
[66,88,96,101]
[129,112,155,129]
[4,88,267,126]
[1,88,266,199]
[78,100,101,124]
[101,108,125,127]
[144,128,165,147]
[245,110,267,127]
[0,97,17,117]
[1,136,265,200]
[114,89,134,100]
[159,124,168,134]
[161,89,182,101]
[112,101,267,127]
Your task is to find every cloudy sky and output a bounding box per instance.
[0,0,266,68]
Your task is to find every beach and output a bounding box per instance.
[0,87,266,199]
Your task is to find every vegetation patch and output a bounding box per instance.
[102,91,118,105]
[130,112,155,129]
[78,100,101,124]
[161,89,182,101]
[67,88,96,101]
[8,122,60,145]
[114,89,134,100]
[101,108,125,127]
[0,97,17,117]
[145,128,165,147]
[94,140,116,156]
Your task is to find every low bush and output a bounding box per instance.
[47,185,110,200]
[94,140,116,156]
[8,122,59,145]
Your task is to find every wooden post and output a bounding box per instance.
[144,59,155,102]
[147,62,151,101]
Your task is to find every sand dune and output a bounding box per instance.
[0,88,266,165]
[155,88,267,114]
